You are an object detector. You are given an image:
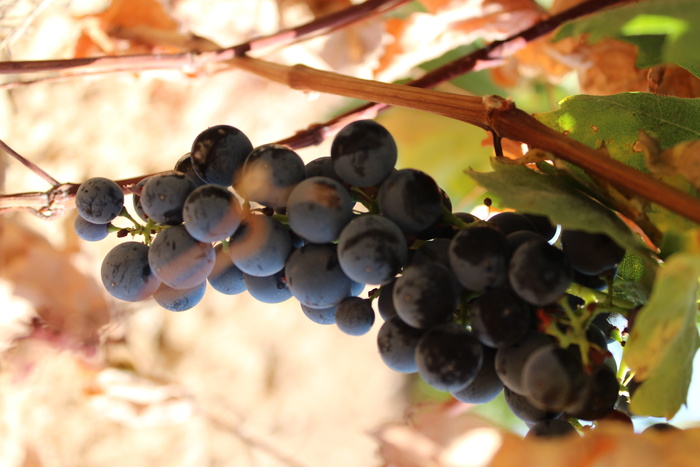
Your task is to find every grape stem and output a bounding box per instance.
[566,282,637,312]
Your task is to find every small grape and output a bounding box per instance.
[228,213,292,277]
[508,238,572,306]
[285,243,353,308]
[182,184,242,243]
[521,345,586,412]
[301,303,337,325]
[140,171,196,225]
[337,214,407,285]
[377,316,423,374]
[330,119,397,187]
[392,262,458,329]
[469,289,532,348]
[287,176,355,244]
[236,143,306,208]
[101,242,161,302]
[75,177,124,224]
[448,225,509,292]
[174,152,207,187]
[207,244,246,295]
[243,270,292,304]
[148,224,216,289]
[488,212,537,235]
[190,125,253,186]
[154,281,206,311]
[74,215,110,242]
[525,419,578,439]
[377,168,443,233]
[335,296,375,336]
[415,323,483,392]
[451,345,503,404]
[561,229,626,275]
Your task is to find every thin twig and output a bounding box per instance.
[0,138,61,186]
[0,0,409,78]
[232,55,700,225]
[275,0,631,148]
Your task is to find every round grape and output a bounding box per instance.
[182,184,242,243]
[287,176,355,244]
[243,270,292,304]
[154,281,206,312]
[140,171,196,225]
[377,168,442,233]
[190,125,253,186]
[337,214,407,285]
[228,214,292,277]
[148,224,215,289]
[285,243,353,308]
[101,242,161,302]
[74,215,110,242]
[75,177,124,224]
[207,244,246,295]
[377,316,423,374]
[330,119,397,187]
[508,238,572,306]
[448,225,509,292]
[392,262,458,329]
[335,296,375,336]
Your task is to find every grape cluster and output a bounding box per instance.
[75,120,653,437]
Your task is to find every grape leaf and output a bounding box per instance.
[554,0,700,77]
[535,93,700,172]
[467,159,646,252]
[624,252,700,419]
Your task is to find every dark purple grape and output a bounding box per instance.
[561,229,626,275]
[74,215,110,242]
[504,386,561,424]
[285,243,353,308]
[415,322,483,392]
[337,214,408,285]
[153,281,206,311]
[174,152,207,187]
[392,262,458,329]
[182,184,242,242]
[287,176,355,244]
[377,316,423,374]
[564,364,618,421]
[236,143,306,208]
[305,156,344,185]
[190,125,253,186]
[148,224,215,289]
[522,345,586,412]
[330,119,397,187]
[522,214,557,242]
[140,171,196,225]
[411,238,452,268]
[525,419,578,438]
[301,303,337,325]
[75,177,124,224]
[228,214,292,277]
[335,296,375,336]
[488,212,537,235]
[377,279,398,321]
[495,332,555,396]
[378,169,443,233]
[101,242,161,302]
[131,177,150,222]
[207,244,246,295]
[243,270,291,304]
[451,344,503,404]
[448,225,509,292]
[508,238,572,306]
[469,289,532,349]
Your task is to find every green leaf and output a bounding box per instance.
[554,0,700,77]
[536,93,700,237]
[625,253,700,419]
[535,93,700,172]
[467,159,646,253]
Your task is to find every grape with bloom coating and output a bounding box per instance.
[75,177,124,224]
[101,242,161,302]
[148,224,215,289]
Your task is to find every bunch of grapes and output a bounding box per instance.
[74,119,655,437]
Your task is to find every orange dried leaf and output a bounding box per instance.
[1,220,111,347]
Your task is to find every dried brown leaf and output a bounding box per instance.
[0,219,111,347]
[374,0,542,82]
